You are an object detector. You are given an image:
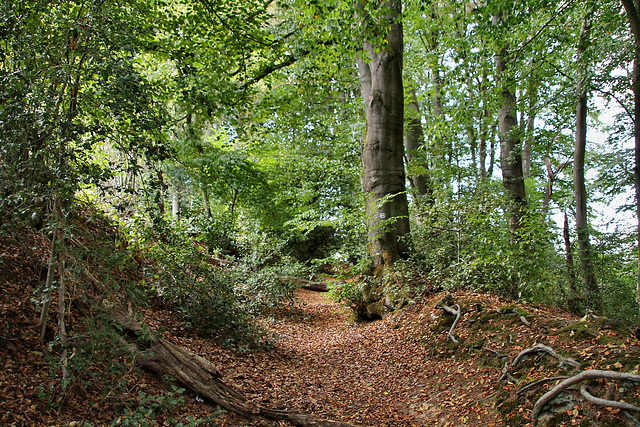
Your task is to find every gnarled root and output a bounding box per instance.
[532,369,640,419]
[436,302,461,344]
[512,343,580,369]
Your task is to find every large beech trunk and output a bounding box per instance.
[356,0,410,269]
[111,305,353,427]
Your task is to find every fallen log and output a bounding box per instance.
[279,277,331,292]
[111,305,355,427]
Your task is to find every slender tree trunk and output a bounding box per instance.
[574,12,599,308]
[405,87,431,202]
[356,0,410,269]
[186,112,213,218]
[40,217,61,341]
[523,78,538,179]
[488,121,496,178]
[171,185,180,220]
[495,42,527,238]
[621,0,640,307]
[564,212,579,311]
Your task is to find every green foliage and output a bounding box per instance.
[112,386,195,427]
[412,183,565,304]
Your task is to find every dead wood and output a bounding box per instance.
[280,277,331,292]
[512,343,580,369]
[436,303,461,344]
[111,305,354,427]
[532,369,640,419]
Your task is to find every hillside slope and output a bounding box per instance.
[1,226,640,426]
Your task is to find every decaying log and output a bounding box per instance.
[300,280,329,293]
[436,303,461,344]
[111,305,354,427]
[512,343,580,369]
[280,277,332,292]
[532,369,640,419]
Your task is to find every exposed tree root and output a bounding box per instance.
[484,347,509,359]
[497,307,530,326]
[436,303,461,344]
[512,343,580,369]
[532,369,640,419]
[111,305,355,427]
[517,376,568,395]
[580,384,640,413]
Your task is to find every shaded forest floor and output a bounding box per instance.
[2,227,640,426]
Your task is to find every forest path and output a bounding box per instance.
[207,289,506,426]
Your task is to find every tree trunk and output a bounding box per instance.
[111,306,354,427]
[356,0,410,269]
[171,186,180,220]
[564,211,578,307]
[405,87,432,202]
[493,11,527,239]
[621,0,640,307]
[496,44,527,238]
[574,12,599,308]
[522,73,539,180]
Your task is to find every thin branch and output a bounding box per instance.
[509,0,576,59]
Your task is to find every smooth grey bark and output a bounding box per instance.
[356,0,410,268]
[621,0,640,306]
[574,12,599,307]
[405,88,432,201]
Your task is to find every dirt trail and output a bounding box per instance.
[209,290,506,426]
